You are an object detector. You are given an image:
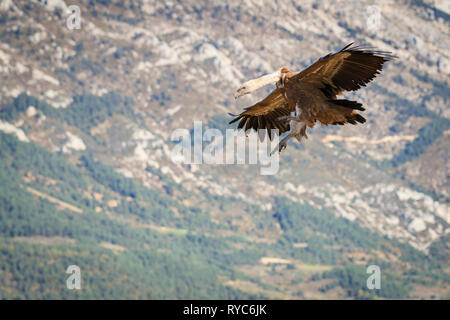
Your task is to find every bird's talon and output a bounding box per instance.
[271,143,285,156]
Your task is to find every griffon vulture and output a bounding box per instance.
[229,43,396,153]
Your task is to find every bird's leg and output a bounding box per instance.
[277,103,303,123]
[276,112,299,123]
[272,103,311,154]
[277,115,297,122]
[270,131,296,155]
[294,123,308,142]
[295,102,301,118]
[270,119,307,155]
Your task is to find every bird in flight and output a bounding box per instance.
[229,43,396,154]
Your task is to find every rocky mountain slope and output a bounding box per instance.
[0,0,449,299]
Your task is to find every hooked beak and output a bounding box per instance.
[234,70,282,99]
[234,86,250,99]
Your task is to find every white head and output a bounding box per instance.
[234,67,290,99]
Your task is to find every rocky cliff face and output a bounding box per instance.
[0,0,449,298]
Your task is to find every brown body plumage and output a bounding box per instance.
[230,43,396,153]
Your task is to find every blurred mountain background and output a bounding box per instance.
[0,0,448,299]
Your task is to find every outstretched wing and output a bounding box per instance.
[292,43,396,97]
[229,88,292,139]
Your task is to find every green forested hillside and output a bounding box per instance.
[0,131,259,299]
[0,127,448,299]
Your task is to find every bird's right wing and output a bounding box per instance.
[229,87,292,139]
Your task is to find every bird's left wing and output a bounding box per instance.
[229,87,292,140]
[291,43,396,96]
